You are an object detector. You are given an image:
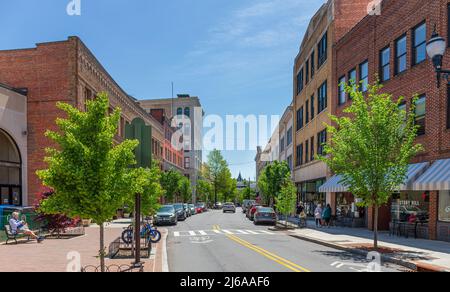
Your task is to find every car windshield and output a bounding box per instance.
[258,207,274,213]
[159,206,174,213]
[189,204,195,207]
[173,204,183,210]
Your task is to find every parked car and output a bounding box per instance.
[214,202,223,209]
[253,207,277,225]
[223,202,236,213]
[173,203,187,221]
[195,204,204,214]
[247,203,261,220]
[189,204,196,215]
[154,205,178,226]
[184,203,191,217]
[196,202,207,212]
[242,200,256,213]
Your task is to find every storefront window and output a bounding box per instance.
[299,179,325,217]
[336,193,365,219]
[391,192,429,223]
[439,191,450,222]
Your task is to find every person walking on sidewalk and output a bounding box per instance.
[314,204,323,228]
[322,204,332,228]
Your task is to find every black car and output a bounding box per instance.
[173,203,187,221]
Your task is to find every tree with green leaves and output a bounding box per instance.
[160,169,183,203]
[125,163,164,217]
[37,93,150,272]
[204,149,231,205]
[179,176,193,203]
[197,179,212,204]
[242,183,256,201]
[319,82,423,249]
[257,161,291,206]
[276,181,297,227]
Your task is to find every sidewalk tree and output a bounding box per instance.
[204,149,231,204]
[197,179,212,203]
[276,181,297,227]
[160,169,183,202]
[257,161,291,206]
[319,82,423,249]
[125,163,164,217]
[179,176,192,203]
[37,93,145,272]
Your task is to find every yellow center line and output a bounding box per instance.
[215,225,311,272]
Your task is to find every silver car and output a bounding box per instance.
[223,202,236,213]
[253,207,277,225]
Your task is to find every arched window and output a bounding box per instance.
[184,107,190,118]
[177,108,183,116]
[0,129,22,206]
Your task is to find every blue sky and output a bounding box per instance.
[0,0,325,180]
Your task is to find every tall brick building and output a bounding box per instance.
[0,37,168,206]
[292,0,372,216]
[318,0,450,241]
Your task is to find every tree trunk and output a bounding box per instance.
[373,205,379,250]
[99,223,105,272]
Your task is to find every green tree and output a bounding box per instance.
[204,150,231,204]
[179,176,193,203]
[257,161,291,206]
[319,82,423,249]
[160,169,183,203]
[125,164,164,217]
[37,93,146,272]
[276,181,297,227]
[197,179,212,204]
[242,183,256,201]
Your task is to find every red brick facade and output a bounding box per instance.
[332,0,450,239]
[0,37,165,205]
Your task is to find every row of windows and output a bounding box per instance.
[280,127,293,153]
[337,22,427,106]
[295,129,327,167]
[295,31,327,95]
[296,81,327,131]
[380,22,427,83]
[177,107,191,118]
[337,62,368,105]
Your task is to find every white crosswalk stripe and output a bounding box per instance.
[173,229,275,237]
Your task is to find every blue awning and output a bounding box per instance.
[412,159,450,191]
[319,162,430,193]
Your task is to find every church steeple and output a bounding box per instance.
[237,172,243,182]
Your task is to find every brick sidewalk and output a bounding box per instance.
[0,226,168,272]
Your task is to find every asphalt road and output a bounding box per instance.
[166,208,407,272]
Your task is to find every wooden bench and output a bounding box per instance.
[4,225,33,245]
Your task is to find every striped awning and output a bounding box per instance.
[412,159,450,191]
[318,175,347,193]
[319,162,430,193]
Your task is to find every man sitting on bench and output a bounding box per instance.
[9,212,44,243]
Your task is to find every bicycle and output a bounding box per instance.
[121,221,161,245]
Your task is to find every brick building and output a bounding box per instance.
[292,0,372,216]
[318,0,450,241]
[0,37,166,206]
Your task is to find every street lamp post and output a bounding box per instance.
[426,26,449,88]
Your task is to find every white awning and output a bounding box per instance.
[319,162,430,193]
[318,175,347,193]
[412,159,450,191]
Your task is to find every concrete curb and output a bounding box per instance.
[161,228,169,272]
[289,233,448,272]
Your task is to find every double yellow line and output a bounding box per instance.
[213,225,310,272]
